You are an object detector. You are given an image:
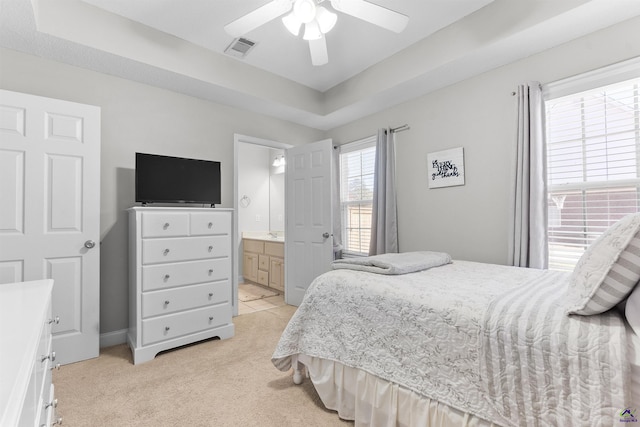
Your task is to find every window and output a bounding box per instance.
[339,136,376,256]
[545,76,640,271]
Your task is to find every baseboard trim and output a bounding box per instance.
[100,328,128,348]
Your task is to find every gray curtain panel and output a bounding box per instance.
[369,128,399,255]
[331,146,343,259]
[508,81,548,268]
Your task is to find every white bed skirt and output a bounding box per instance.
[298,354,499,427]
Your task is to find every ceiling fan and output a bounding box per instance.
[224,0,409,66]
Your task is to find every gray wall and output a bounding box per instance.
[1,15,639,337]
[327,16,640,265]
[0,47,325,335]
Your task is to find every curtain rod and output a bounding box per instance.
[333,125,410,149]
[390,124,410,133]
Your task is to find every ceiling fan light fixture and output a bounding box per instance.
[282,11,302,36]
[303,20,322,40]
[315,6,337,34]
[293,0,317,24]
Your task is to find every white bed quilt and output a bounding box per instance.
[271,261,631,426]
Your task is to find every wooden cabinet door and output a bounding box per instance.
[269,257,284,291]
[243,253,258,282]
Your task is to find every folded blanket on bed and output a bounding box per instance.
[331,251,451,274]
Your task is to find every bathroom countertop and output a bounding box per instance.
[242,232,285,243]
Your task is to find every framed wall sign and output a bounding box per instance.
[427,147,465,188]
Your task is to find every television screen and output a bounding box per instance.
[135,153,221,205]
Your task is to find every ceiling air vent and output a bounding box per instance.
[224,37,257,59]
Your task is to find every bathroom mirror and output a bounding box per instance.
[269,149,285,232]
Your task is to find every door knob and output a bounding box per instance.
[322,232,331,239]
[84,240,96,249]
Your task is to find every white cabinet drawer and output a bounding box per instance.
[264,241,284,257]
[142,281,230,318]
[142,235,230,264]
[35,338,52,416]
[142,212,189,238]
[258,254,269,270]
[142,304,232,346]
[142,258,230,291]
[257,269,268,286]
[43,384,55,427]
[190,211,231,236]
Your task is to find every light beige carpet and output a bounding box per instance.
[238,283,279,302]
[53,305,352,426]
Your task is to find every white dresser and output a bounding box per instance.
[127,207,235,364]
[0,279,60,427]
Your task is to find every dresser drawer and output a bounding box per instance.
[142,235,230,264]
[35,336,53,416]
[190,211,231,236]
[142,281,230,318]
[142,258,230,291]
[142,212,189,238]
[42,384,55,427]
[142,304,232,346]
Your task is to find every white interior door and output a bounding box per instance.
[285,139,333,306]
[0,89,100,365]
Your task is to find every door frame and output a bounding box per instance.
[232,134,292,316]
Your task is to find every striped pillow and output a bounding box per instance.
[566,213,640,315]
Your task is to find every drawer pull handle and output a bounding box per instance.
[48,316,60,325]
[41,351,56,363]
[208,292,214,297]
[209,316,214,321]
[45,398,58,409]
[208,269,214,274]
[163,249,170,255]
[208,222,213,228]
[164,300,170,305]
[208,246,213,252]
[163,222,170,229]
[54,416,63,426]
[165,326,171,331]
[51,363,61,371]
[164,274,170,280]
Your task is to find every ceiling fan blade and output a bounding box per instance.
[308,35,328,66]
[330,0,408,33]
[225,0,294,37]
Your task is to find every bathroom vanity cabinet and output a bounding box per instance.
[242,239,284,292]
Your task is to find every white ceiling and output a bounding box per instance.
[1,0,640,130]
[78,0,493,92]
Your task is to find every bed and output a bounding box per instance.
[272,214,640,426]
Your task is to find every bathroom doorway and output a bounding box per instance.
[233,134,292,316]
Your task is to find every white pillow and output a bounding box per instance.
[566,213,640,315]
[627,283,640,337]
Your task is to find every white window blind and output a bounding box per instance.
[339,137,376,256]
[545,77,640,271]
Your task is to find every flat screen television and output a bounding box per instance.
[135,152,221,205]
